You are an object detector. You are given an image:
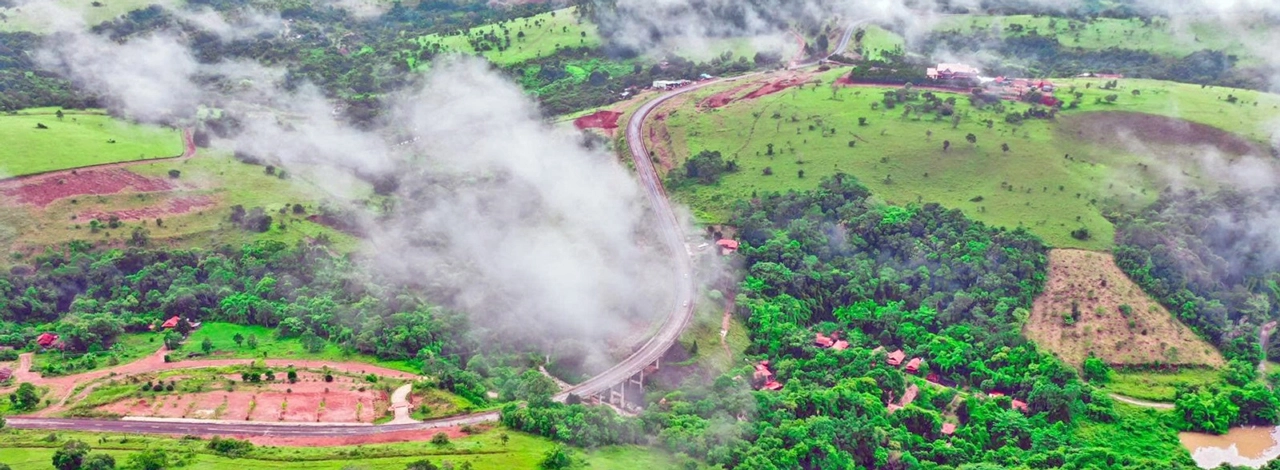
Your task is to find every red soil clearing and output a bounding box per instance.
[96,371,385,423]
[573,111,622,130]
[80,196,215,222]
[741,77,806,101]
[1,168,174,207]
[700,84,753,109]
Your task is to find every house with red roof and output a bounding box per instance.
[905,357,922,374]
[36,332,59,348]
[161,316,181,329]
[814,333,835,348]
[1012,399,1029,412]
[716,239,739,255]
[753,361,783,391]
[941,423,956,435]
[886,349,906,367]
[831,340,849,351]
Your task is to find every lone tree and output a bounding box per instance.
[52,440,91,470]
[9,382,40,411]
[1001,143,1010,153]
[201,338,213,354]
[966,133,977,146]
[163,331,182,350]
[168,169,181,179]
[233,333,244,347]
[943,140,951,152]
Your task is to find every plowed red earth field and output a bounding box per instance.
[2,168,174,207]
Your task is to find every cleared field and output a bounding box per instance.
[657,70,1277,250]
[0,429,677,470]
[858,25,904,61]
[1026,249,1224,368]
[0,0,177,32]
[0,108,183,177]
[933,15,1274,66]
[182,323,418,374]
[1106,368,1222,403]
[0,151,362,258]
[411,8,599,67]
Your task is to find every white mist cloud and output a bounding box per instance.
[37,32,200,122]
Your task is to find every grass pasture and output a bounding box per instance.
[933,15,1275,66]
[0,150,363,258]
[1026,249,1224,368]
[657,69,1280,250]
[0,428,679,470]
[1106,368,1222,403]
[0,0,176,32]
[29,332,161,376]
[0,108,182,177]
[858,25,905,61]
[410,8,599,68]
[181,322,419,374]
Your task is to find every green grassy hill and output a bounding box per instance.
[410,8,600,68]
[934,15,1275,66]
[0,108,183,177]
[0,0,178,32]
[658,70,1277,250]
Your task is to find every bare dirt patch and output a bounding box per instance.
[700,83,753,109]
[740,75,808,101]
[1059,111,1265,156]
[1026,249,1225,368]
[95,371,386,423]
[573,110,622,131]
[1,168,175,207]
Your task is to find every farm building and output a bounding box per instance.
[159,316,202,331]
[905,357,922,374]
[652,80,692,90]
[753,361,783,391]
[1012,399,1029,412]
[927,63,980,81]
[715,238,739,255]
[941,423,957,436]
[36,332,58,348]
[886,349,906,367]
[814,332,850,351]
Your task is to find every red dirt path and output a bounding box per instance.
[573,111,622,130]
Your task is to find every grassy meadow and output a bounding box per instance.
[858,25,905,61]
[0,150,362,258]
[0,0,177,32]
[410,8,599,68]
[0,108,183,177]
[29,332,161,376]
[1105,368,1222,402]
[933,15,1275,66]
[657,69,1280,250]
[0,428,680,470]
[180,322,419,374]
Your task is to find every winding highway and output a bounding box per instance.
[7,19,866,439]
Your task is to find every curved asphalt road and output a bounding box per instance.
[8,19,869,439]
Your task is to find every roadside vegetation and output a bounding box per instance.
[0,428,677,470]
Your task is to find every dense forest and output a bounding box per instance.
[505,176,1210,468]
[0,241,480,390]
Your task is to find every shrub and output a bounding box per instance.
[431,432,450,446]
[208,436,254,457]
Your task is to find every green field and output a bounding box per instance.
[0,151,363,257]
[0,0,178,32]
[858,25,904,61]
[30,332,161,376]
[1105,368,1222,402]
[659,70,1279,250]
[0,108,183,177]
[0,428,679,470]
[934,15,1275,66]
[179,323,419,374]
[410,8,599,67]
